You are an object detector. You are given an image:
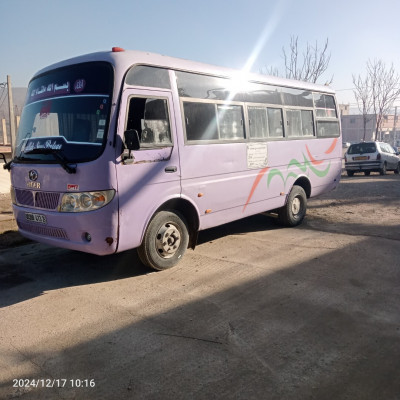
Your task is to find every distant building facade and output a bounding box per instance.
[339,104,350,116]
[341,114,376,143]
[341,112,400,147]
[379,114,400,147]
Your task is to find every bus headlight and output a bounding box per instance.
[59,190,115,212]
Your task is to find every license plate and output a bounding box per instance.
[25,212,47,224]
[354,156,368,160]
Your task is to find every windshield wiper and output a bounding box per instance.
[24,148,77,174]
[2,154,37,170]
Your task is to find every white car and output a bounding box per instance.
[345,141,400,176]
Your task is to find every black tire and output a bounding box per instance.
[347,170,354,177]
[394,163,400,174]
[137,210,189,271]
[380,162,387,175]
[277,185,307,227]
[364,171,371,176]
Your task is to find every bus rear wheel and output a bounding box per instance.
[138,210,189,271]
[277,185,307,227]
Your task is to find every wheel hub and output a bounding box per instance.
[291,197,301,215]
[156,223,181,259]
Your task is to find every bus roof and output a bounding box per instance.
[33,48,336,94]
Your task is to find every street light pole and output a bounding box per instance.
[7,75,15,153]
[393,106,398,147]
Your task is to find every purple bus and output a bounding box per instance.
[3,48,342,270]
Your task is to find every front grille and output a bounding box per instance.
[15,189,60,210]
[35,191,60,209]
[15,189,34,207]
[18,220,69,240]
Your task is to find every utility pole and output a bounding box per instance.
[7,75,15,152]
[393,106,398,147]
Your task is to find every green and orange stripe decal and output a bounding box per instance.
[242,138,338,213]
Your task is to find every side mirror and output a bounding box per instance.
[123,130,140,164]
[0,153,11,171]
[124,129,140,151]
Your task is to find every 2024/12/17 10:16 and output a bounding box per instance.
[12,378,96,388]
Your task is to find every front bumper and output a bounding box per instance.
[13,202,119,255]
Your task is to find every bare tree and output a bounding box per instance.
[262,36,333,84]
[353,60,400,141]
[352,73,374,141]
[261,66,280,77]
[368,59,400,140]
[283,36,332,84]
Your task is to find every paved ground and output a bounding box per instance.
[0,174,399,400]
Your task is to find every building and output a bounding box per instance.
[379,114,400,147]
[341,113,400,147]
[341,114,376,143]
[339,104,350,116]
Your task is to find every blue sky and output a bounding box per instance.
[1,0,400,109]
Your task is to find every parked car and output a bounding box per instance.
[345,141,400,176]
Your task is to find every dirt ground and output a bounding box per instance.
[1,171,399,249]
[0,193,30,249]
[306,172,400,241]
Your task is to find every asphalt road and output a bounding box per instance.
[0,176,399,400]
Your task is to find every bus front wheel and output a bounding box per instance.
[277,185,307,227]
[138,210,189,271]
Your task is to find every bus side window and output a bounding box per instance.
[286,109,314,138]
[267,108,284,138]
[183,102,218,141]
[313,94,337,118]
[126,97,172,147]
[248,106,268,139]
[217,104,245,140]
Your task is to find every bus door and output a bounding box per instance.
[116,88,181,252]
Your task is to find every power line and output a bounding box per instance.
[336,85,400,92]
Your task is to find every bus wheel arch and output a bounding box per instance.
[277,178,310,227]
[153,198,200,250]
[292,176,311,198]
[138,198,200,271]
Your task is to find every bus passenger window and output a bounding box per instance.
[286,110,302,137]
[183,102,218,141]
[317,121,340,137]
[126,97,172,146]
[301,110,314,137]
[248,107,268,139]
[217,104,244,140]
[267,108,284,138]
[313,94,337,118]
[286,109,314,137]
[125,66,171,89]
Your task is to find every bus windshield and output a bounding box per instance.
[15,62,113,163]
